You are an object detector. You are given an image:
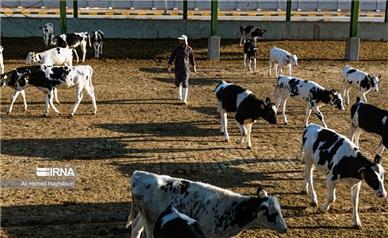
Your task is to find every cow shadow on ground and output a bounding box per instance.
[151,77,219,86]
[1,202,130,238]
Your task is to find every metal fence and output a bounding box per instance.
[1,0,387,11]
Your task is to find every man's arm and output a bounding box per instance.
[189,48,196,72]
[167,48,176,72]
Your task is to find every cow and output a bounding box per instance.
[52,32,89,63]
[127,170,288,238]
[214,81,277,149]
[153,205,206,238]
[239,25,266,46]
[269,47,298,78]
[341,65,381,105]
[1,66,34,114]
[243,40,257,72]
[300,124,386,228]
[26,47,73,67]
[274,76,344,127]
[349,97,388,157]
[0,45,4,74]
[10,65,96,117]
[39,23,54,47]
[88,30,104,59]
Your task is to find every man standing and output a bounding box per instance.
[168,35,196,105]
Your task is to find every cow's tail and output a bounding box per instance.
[239,25,244,35]
[87,32,92,47]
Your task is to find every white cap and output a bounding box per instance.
[177,34,188,45]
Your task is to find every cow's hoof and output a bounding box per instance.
[353,224,362,230]
[310,201,318,207]
[300,190,308,195]
[224,138,229,142]
[247,146,252,150]
[69,114,74,118]
[6,111,10,115]
[284,122,288,125]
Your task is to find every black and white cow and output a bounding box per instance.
[153,205,206,238]
[342,65,381,104]
[127,170,288,238]
[214,81,277,149]
[349,97,388,156]
[239,25,266,46]
[274,76,344,127]
[52,32,88,63]
[301,124,386,228]
[39,23,54,47]
[243,40,257,72]
[10,65,96,117]
[0,45,4,74]
[88,30,104,59]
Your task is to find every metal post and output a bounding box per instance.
[60,0,67,34]
[183,0,188,20]
[385,0,388,22]
[211,0,218,36]
[286,0,292,21]
[349,0,360,37]
[73,0,78,18]
[164,0,168,14]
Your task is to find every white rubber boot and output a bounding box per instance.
[182,87,189,104]
[178,84,183,101]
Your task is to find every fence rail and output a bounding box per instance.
[1,0,387,12]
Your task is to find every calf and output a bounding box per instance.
[39,23,54,47]
[1,66,35,113]
[341,65,381,104]
[26,47,73,67]
[301,124,386,228]
[349,97,388,156]
[274,76,344,127]
[269,47,298,78]
[13,65,96,117]
[127,170,287,238]
[88,30,104,59]
[239,25,266,46]
[52,32,88,63]
[214,81,277,149]
[153,205,206,238]
[0,45,4,74]
[243,40,257,72]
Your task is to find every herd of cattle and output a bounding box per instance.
[0,24,387,237]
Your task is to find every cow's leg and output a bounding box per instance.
[277,65,283,77]
[275,64,280,78]
[44,93,50,117]
[288,64,292,76]
[376,142,385,156]
[281,98,288,125]
[20,90,27,111]
[304,106,312,127]
[7,90,22,114]
[248,58,252,72]
[268,60,273,77]
[222,111,229,142]
[70,86,85,116]
[320,180,336,211]
[243,54,247,69]
[131,214,144,238]
[94,43,98,58]
[312,106,327,128]
[100,42,103,56]
[304,156,318,206]
[240,35,244,46]
[81,42,87,63]
[253,58,257,72]
[354,130,362,147]
[85,81,97,115]
[53,88,60,105]
[343,84,350,105]
[360,89,368,103]
[351,182,362,229]
[236,122,247,145]
[246,123,253,149]
[348,124,357,142]
[73,49,79,63]
[48,90,61,114]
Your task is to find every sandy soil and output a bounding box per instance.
[1,38,388,238]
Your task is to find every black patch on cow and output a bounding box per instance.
[360,76,372,90]
[243,40,256,58]
[243,25,254,34]
[310,88,331,104]
[217,84,246,112]
[347,69,357,75]
[145,184,151,189]
[288,78,300,96]
[180,180,190,194]
[56,48,61,54]
[235,95,276,125]
[313,128,345,170]
[331,152,373,181]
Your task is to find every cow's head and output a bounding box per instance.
[286,54,298,66]
[251,28,266,41]
[369,74,381,92]
[1,70,18,87]
[360,155,387,198]
[246,187,287,233]
[14,71,30,91]
[329,90,345,111]
[0,73,8,87]
[26,52,40,64]
[260,97,277,124]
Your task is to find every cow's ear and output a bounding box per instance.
[378,74,381,79]
[358,167,366,179]
[356,97,361,103]
[256,187,268,198]
[374,154,382,164]
[265,97,271,104]
[286,55,291,58]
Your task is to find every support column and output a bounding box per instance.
[208,0,220,60]
[183,0,188,20]
[385,0,388,22]
[286,0,292,21]
[345,0,360,61]
[73,0,78,18]
[60,0,67,34]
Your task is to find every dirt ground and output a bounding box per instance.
[1,38,388,238]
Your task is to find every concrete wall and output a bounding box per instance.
[1,18,387,41]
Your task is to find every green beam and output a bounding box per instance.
[286,0,292,21]
[183,0,188,20]
[385,0,388,23]
[349,0,360,37]
[60,0,67,34]
[73,0,78,18]
[211,0,218,36]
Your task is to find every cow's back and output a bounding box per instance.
[218,85,246,112]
